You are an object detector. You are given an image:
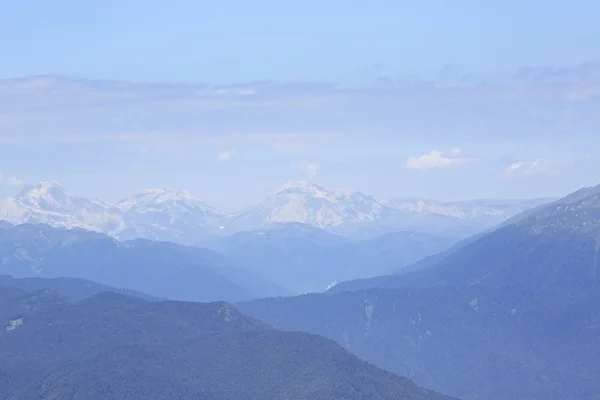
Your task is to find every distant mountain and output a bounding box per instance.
[0,183,227,244]
[0,181,135,237]
[225,181,390,232]
[374,197,554,238]
[225,181,552,238]
[513,59,600,85]
[118,188,226,243]
[207,223,457,293]
[0,223,283,302]
[385,197,552,221]
[0,286,455,400]
[0,181,551,243]
[239,183,600,400]
[0,274,158,301]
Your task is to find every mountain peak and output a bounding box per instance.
[273,181,365,199]
[118,188,206,210]
[275,181,327,194]
[117,188,224,225]
[231,181,387,230]
[15,181,71,211]
[133,187,197,201]
[17,180,65,194]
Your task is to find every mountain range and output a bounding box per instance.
[0,181,552,295]
[0,282,455,400]
[239,183,600,400]
[0,222,285,302]
[206,223,457,293]
[0,218,455,296]
[0,181,552,244]
[3,180,600,398]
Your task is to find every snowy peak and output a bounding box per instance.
[115,187,227,243]
[0,183,229,243]
[230,180,554,234]
[16,181,72,212]
[1,182,129,237]
[273,181,331,197]
[120,188,208,209]
[118,188,224,219]
[234,181,387,229]
[273,181,377,203]
[0,180,554,243]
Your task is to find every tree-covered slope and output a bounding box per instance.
[0,286,454,400]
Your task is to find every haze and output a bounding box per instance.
[0,1,599,210]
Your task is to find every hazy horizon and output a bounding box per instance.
[1,68,599,209]
[1,1,599,210]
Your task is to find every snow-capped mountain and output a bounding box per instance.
[224,181,391,232]
[224,181,554,237]
[119,188,224,219]
[0,182,131,237]
[0,180,554,243]
[117,188,227,243]
[0,183,227,243]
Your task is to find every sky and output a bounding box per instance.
[0,1,599,210]
[2,0,599,83]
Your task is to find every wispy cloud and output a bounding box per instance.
[405,148,477,170]
[293,161,320,177]
[501,159,554,179]
[217,149,237,163]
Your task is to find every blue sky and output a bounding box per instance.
[0,1,599,210]
[1,0,599,83]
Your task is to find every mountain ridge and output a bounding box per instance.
[0,180,553,244]
[0,222,285,302]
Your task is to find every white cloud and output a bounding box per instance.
[8,177,23,186]
[293,161,320,177]
[217,149,236,163]
[405,149,476,170]
[501,159,553,179]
